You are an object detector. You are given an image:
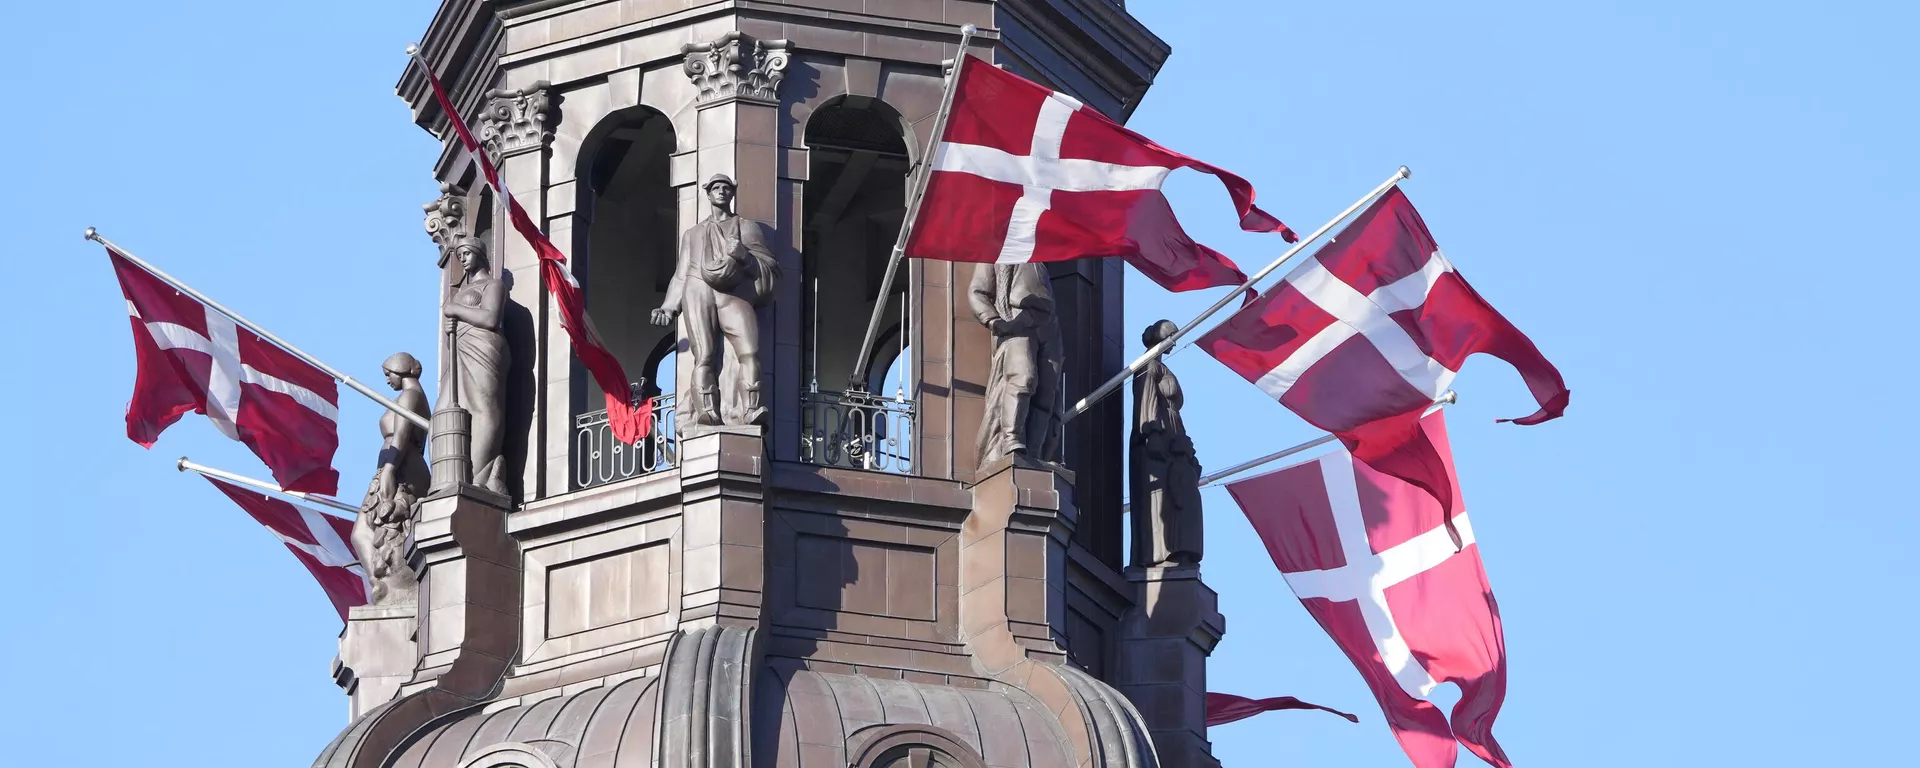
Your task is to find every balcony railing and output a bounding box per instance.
[573,393,677,490]
[800,389,914,474]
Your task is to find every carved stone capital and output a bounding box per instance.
[478,81,552,166]
[682,32,792,104]
[423,182,468,266]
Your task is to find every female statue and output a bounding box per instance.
[443,236,509,494]
[353,352,432,604]
[1129,319,1204,568]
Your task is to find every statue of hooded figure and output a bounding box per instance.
[1129,319,1203,567]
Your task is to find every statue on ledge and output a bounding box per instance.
[1130,319,1204,568]
[353,352,431,604]
[969,262,1064,467]
[442,236,509,494]
[653,174,780,429]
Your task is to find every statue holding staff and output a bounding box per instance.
[441,236,509,494]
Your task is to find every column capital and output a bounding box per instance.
[423,182,468,266]
[479,81,553,167]
[682,32,793,106]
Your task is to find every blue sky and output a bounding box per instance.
[4,1,1914,765]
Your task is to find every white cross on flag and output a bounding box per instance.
[203,476,366,621]
[905,55,1295,293]
[1227,412,1510,768]
[110,249,341,495]
[1199,188,1566,520]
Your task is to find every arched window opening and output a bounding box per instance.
[800,97,915,474]
[572,107,678,489]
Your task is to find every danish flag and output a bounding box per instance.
[1227,412,1510,768]
[111,250,341,495]
[905,55,1295,293]
[203,476,366,621]
[1199,188,1566,519]
[414,57,652,443]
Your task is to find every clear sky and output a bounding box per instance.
[4,1,1913,766]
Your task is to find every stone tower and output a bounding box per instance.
[316,2,1225,767]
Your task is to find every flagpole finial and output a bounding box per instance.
[1436,389,1458,406]
[404,43,420,57]
[176,456,189,472]
[1398,165,1412,180]
[961,23,977,35]
[83,226,97,241]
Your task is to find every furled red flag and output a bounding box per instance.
[1198,188,1566,521]
[1207,692,1359,727]
[905,54,1295,293]
[1226,412,1510,768]
[415,60,652,443]
[111,250,341,494]
[203,476,367,621]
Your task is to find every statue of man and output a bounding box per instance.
[969,262,1064,467]
[653,174,780,428]
[1129,320,1204,568]
[353,352,432,605]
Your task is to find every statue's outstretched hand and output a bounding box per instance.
[651,308,677,327]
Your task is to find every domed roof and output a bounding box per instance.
[759,668,1075,768]
[389,674,661,768]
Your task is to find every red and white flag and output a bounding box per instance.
[112,250,341,495]
[1198,188,1566,518]
[1206,692,1358,727]
[1226,412,1510,768]
[203,476,366,621]
[906,55,1295,293]
[415,61,652,443]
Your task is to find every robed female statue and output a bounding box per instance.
[1129,319,1204,568]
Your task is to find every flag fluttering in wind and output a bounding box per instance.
[905,54,1295,292]
[110,249,341,494]
[203,476,366,621]
[1226,412,1510,768]
[1207,692,1359,727]
[413,55,652,443]
[1198,188,1565,521]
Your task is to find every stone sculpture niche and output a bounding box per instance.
[653,174,780,432]
[353,352,431,604]
[437,236,510,494]
[969,263,1065,467]
[1129,319,1204,568]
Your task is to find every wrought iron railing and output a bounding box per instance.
[801,389,914,474]
[573,393,677,490]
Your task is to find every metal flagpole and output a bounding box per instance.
[87,227,434,431]
[1064,166,1413,423]
[1196,390,1456,489]
[178,456,362,515]
[1116,391,1456,515]
[847,23,978,390]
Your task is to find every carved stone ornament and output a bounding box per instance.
[423,182,468,267]
[682,32,793,104]
[478,81,552,166]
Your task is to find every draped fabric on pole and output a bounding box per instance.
[1205,692,1359,727]
[1226,413,1511,768]
[203,476,367,621]
[1198,188,1566,521]
[904,54,1295,292]
[110,250,342,494]
[415,60,652,443]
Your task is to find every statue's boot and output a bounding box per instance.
[697,387,722,425]
[742,384,767,426]
[1002,390,1031,457]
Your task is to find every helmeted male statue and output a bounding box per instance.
[354,352,432,604]
[653,174,780,428]
[1129,320,1204,568]
[969,262,1064,467]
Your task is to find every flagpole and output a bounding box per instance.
[86,228,433,431]
[847,24,978,390]
[1064,166,1413,423]
[1196,390,1456,489]
[178,456,362,516]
